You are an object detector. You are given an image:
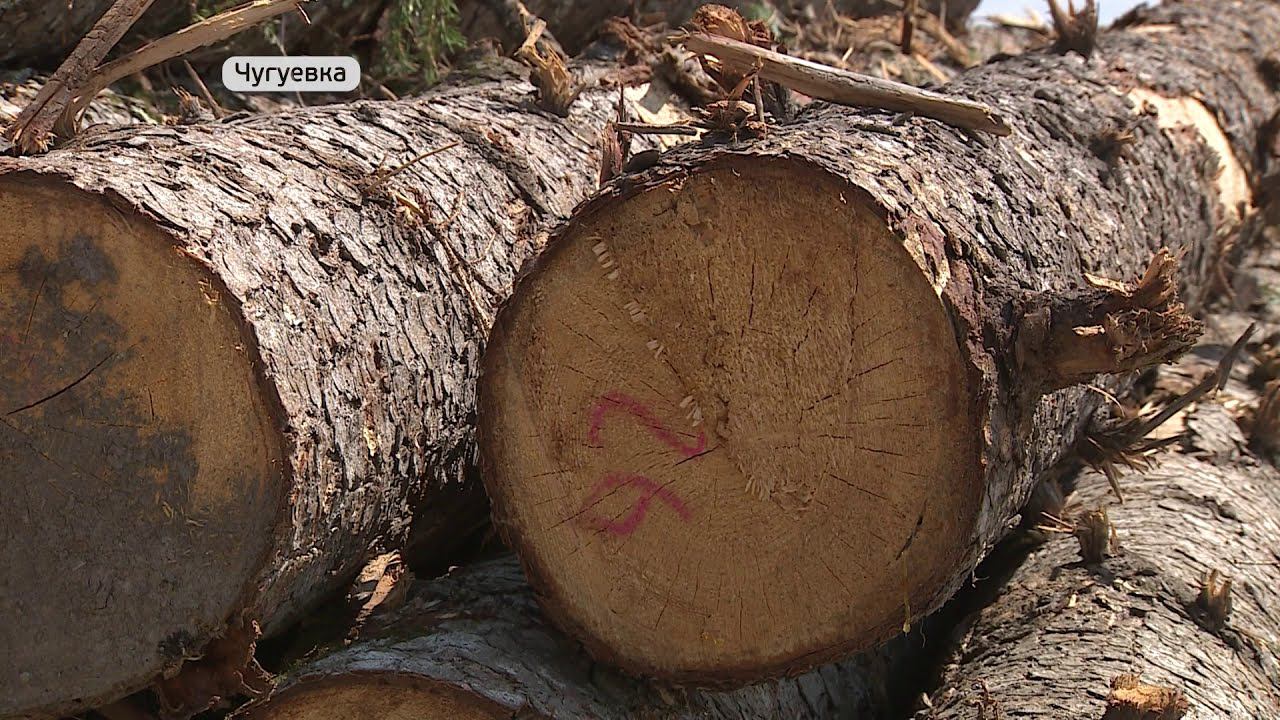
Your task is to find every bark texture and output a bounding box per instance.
[0,63,673,717]
[478,0,1280,685]
[242,556,901,720]
[924,378,1280,718]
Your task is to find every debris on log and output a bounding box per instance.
[459,0,984,57]
[477,0,1279,684]
[0,65,688,717]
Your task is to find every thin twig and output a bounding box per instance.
[365,140,464,191]
[614,122,701,136]
[385,140,463,181]
[680,31,1011,135]
[182,59,225,119]
[913,9,974,67]
[1080,324,1254,502]
[900,0,919,54]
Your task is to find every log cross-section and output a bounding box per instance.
[0,68,683,717]
[477,0,1280,684]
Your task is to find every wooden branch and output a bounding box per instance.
[3,0,157,154]
[613,121,701,136]
[183,58,226,119]
[681,31,1012,135]
[901,0,919,54]
[63,0,308,132]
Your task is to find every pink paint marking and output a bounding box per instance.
[579,472,692,536]
[587,391,706,458]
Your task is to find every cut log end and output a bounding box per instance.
[479,158,981,682]
[244,677,508,720]
[0,177,285,714]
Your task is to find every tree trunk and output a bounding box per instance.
[0,64,684,717]
[924,363,1280,718]
[476,0,1280,685]
[240,556,902,720]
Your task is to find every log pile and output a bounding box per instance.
[240,556,902,720]
[1,1,1279,719]
[925,350,1280,718]
[0,59,689,718]
[479,0,1279,684]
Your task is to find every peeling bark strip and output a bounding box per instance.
[0,69,683,717]
[478,0,1280,685]
[926,401,1280,718]
[240,556,896,720]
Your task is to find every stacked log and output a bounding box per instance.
[925,353,1280,718]
[0,63,685,717]
[4,0,1280,718]
[239,556,902,720]
[476,0,1280,685]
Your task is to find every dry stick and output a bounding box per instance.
[1129,324,1255,439]
[374,140,464,185]
[61,0,309,136]
[183,58,226,119]
[988,12,1053,35]
[901,0,919,54]
[681,32,1012,135]
[4,0,157,154]
[613,121,701,136]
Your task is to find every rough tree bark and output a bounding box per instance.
[924,360,1280,718]
[477,0,1280,685]
[239,556,902,720]
[0,64,683,717]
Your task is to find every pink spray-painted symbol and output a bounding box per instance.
[577,391,707,535]
[579,472,693,536]
[587,391,706,459]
